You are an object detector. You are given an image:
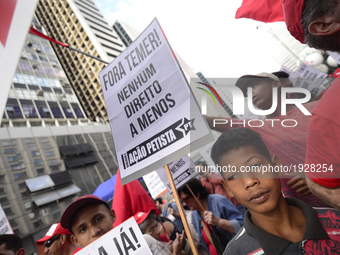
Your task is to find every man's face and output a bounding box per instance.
[70,203,116,247]
[247,79,277,110]
[0,243,15,255]
[219,145,283,215]
[144,219,161,240]
[44,235,63,255]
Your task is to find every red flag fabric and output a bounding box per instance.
[112,169,159,227]
[235,0,285,23]
[29,26,69,48]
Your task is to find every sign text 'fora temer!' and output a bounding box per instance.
[121,118,195,169]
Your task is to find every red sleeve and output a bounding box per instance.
[305,115,340,188]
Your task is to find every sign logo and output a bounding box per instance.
[196,82,222,106]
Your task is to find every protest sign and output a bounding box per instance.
[0,0,38,123]
[156,155,198,193]
[280,64,328,98]
[76,217,152,255]
[0,205,13,234]
[99,18,213,184]
[143,171,168,199]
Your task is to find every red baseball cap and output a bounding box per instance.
[60,194,110,231]
[282,0,306,43]
[36,223,71,245]
[133,209,156,225]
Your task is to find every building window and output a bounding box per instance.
[13,172,27,180]
[46,151,55,157]
[25,138,35,144]
[3,208,12,214]
[31,151,41,157]
[34,158,43,166]
[33,220,43,229]
[0,197,9,204]
[4,148,16,154]
[10,162,25,171]
[36,168,45,175]
[27,145,38,150]
[18,182,26,189]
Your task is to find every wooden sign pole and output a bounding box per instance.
[164,164,198,255]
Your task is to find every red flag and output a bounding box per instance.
[29,26,69,48]
[112,169,159,227]
[235,0,285,23]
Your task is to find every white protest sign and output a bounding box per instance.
[0,205,13,234]
[280,64,327,98]
[0,0,38,123]
[156,155,198,193]
[99,18,213,184]
[76,217,152,255]
[143,171,168,199]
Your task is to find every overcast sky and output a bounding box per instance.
[94,0,281,77]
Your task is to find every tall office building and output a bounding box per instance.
[35,0,126,122]
[0,16,118,254]
[113,20,141,47]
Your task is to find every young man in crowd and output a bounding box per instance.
[210,128,340,254]
[0,235,25,255]
[283,0,340,209]
[36,223,75,255]
[205,72,327,207]
[60,194,185,255]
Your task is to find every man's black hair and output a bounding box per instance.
[178,178,209,199]
[0,234,23,253]
[211,128,271,165]
[154,197,163,204]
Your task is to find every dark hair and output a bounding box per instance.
[211,128,271,165]
[178,178,209,199]
[138,212,158,234]
[302,0,340,51]
[0,234,23,253]
[154,197,163,204]
[272,71,289,79]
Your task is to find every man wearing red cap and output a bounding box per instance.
[283,0,340,51]
[60,194,185,255]
[36,223,75,255]
[283,0,340,209]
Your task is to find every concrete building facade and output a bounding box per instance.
[35,0,126,122]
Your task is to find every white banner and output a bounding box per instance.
[99,18,213,184]
[156,155,198,193]
[76,217,152,255]
[280,64,328,98]
[0,0,38,122]
[143,171,168,199]
[0,205,13,234]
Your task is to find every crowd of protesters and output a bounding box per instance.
[5,0,340,254]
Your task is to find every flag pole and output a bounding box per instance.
[164,164,198,255]
[29,26,109,64]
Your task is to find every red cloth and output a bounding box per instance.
[202,222,218,255]
[305,79,340,188]
[235,0,285,23]
[112,169,159,227]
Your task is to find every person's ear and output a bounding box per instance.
[221,179,235,198]
[286,92,299,99]
[16,248,25,255]
[70,235,80,247]
[271,155,282,167]
[309,16,340,36]
[110,209,116,224]
[59,234,66,244]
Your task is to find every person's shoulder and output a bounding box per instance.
[223,226,263,255]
